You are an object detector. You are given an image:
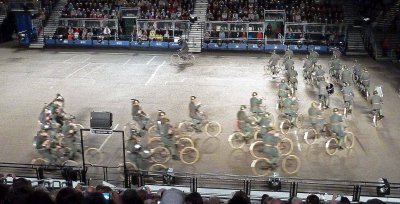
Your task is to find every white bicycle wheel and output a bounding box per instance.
[178,121,196,136]
[180,146,200,165]
[344,131,355,149]
[251,158,274,176]
[325,138,339,155]
[282,155,301,175]
[84,148,102,165]
[304,128,318,145]
[205,121,222,137]
[151,146,171,164]
[280,119,291,135]
[170,54,180,65]
[277,137,293,156]
[228,132,246,149]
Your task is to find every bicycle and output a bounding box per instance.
[251,154,300,176]
[303,124,355,155]
[372,109,380,127]
[228,121,259,149]
[31,145,79,167]
[170,52,195,65]
[277,112,304,135]
[344,101,352,118]
[177,112,222,137]
[264,64,282,80]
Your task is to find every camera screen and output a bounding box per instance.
[102,193,110,200]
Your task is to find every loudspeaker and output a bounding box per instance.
[90,112,113,129]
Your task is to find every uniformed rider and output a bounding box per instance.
[250,92,263,114]
[189,96,203,132]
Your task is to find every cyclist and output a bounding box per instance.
[329,55,341,79]
[262,127,279,165]
[341,65,353,86]
[179,38,189,60]
[237,105,253,140]
[287,66,298,92]
[61,119,80,159]
[250,92,263,114]
[315,65,326,83]
[278,79,291,99]
[330,108,345,149]
[342,82,354,114]
[157,118,178,160]
[284,55,294,71]
[126,144,151,170]
[308,102,323,132]
[360,68,371,93]
[317,77,330,108]
[371,90,384,119]
[283,96,298,126]
[309,50,319,65]
[352,60,362,82]
[131,99,149,131]
[269,50,280,71]
[283,47,294,64]
[303,57,314,81]
[189,96,202,132]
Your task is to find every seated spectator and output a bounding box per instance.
[185,192,203,204]
[160,188,184,204]
[306,194,319,204]
[121,189,143,204]
[83,192,107,204]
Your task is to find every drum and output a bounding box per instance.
[327,83,334,95]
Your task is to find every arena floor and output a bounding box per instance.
[0,46,400,183]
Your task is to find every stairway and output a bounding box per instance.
[342,0,368,55]
[29,0,67,48]
[376,0,400,29]
[342,0,360,27]
[188,0,207,53]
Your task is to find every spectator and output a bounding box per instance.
[83,192,107,204]
[228,193,250,204]
[289,197,302,204]
[306,194,319,204]
[185,192,203,204]
[121,189,143,204]
[160,188,184,204]
[27,190,54,204]
[208,196,221,204]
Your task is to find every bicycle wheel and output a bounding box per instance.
[84,148,102,165]
[180,146,200,165]
[32,158,47,166]
[118,162,137,179]
[188,54,195,64]
[282,155,301,175]
[304,128,318,145]
[296,114,304,128]
[147,125,158,137]
[178,121,196,136]
[344,132,355,149]
[176,137,194,153]
[266,113,276,128]
[372,114,378,127]
[147,137,163,150]
[249,141,266,159]
[63,160,79,167]
[251,158,274,176]
[149,163,168,172]
[205,121,222,137]
[170,54,180,65]
[277,137,293,156]
[253,129,261,141]
[325,138,339,155]
[248,115,259,126]
[280,119,291,135]
[151,146,171,163]
[228,132,246,149]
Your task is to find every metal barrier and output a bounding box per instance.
[1,162,400,202]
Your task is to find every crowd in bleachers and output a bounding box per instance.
[0,175,390,204]
[60,0,194,20]
[0,0,7,15]
[206,0,344,24]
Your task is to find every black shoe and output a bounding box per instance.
[379,115,384,120]
[172,155,180,160]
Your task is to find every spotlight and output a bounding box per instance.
[377,178,390,197]
[268,172,281,191]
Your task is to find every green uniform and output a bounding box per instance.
[341,69,352,85]
[315,68,325,82]
[250,96,263,113]
[287,69,298,90]
[330,113,345,147]
[342,86,354,110]
[237,110,252,137]
[283,98,297,124]
[308,106,323,132]
[371,95,383,116]
[278,82,290,98]
[318,81,330,107]
[157,121,176,157]
[284,59,294,70]
[269,53,280,66]
[310,51,319,64]
[262,131,279,164]
[61,123,79,159]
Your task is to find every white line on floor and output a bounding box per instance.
[81,57,91,63]
[65,63,91,79]
[63,55,77,63]
[145,61,166,86]
[123,58,131,66]
[98,123,118,151]
[84,64,104,77]
[164,78,186,85]
[146,56,156,65]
